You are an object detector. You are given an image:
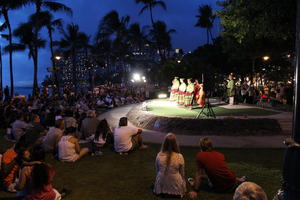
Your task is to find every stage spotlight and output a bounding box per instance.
[131,79,135,83]
[158,93,167,99]
[133,73,141,81]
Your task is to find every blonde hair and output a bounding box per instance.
[233,182,268,200]
[161,133,180,170]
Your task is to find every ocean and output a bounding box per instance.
[14,87,33,98]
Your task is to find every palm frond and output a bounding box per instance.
[43,1,73,16]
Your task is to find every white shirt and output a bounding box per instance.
[114,126,139,152]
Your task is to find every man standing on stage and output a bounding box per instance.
[227,74,235,105]
[184,78,195,109]
[170,77,180,101]
[177,78,186,105]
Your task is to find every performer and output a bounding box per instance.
[177,78,186,105]
[193,79,201,103]
[227,74,235,105]
[197,84,205,107]
[170,77,180,101]
[184,78,195,109]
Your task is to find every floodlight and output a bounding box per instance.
[263,56,270,61]
[158,93,167,99]
[133,73,141,81]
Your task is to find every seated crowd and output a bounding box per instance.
[0,92,268,200]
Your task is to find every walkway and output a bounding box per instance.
[98,103,291,148]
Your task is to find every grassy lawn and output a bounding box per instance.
[0,136,284,200]
[147,100,279,118]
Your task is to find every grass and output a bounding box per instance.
[147,100,279,118]
[0,135,284,200]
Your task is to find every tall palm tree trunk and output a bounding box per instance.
[4,10,14,97]
[33,3,41,96]
[209,28,214,44]
[206,28,209,44]
[33,49,39,96]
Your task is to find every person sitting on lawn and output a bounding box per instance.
[26,163,62,200]
[11,113,28,141]
[114,117,148,154]
[92,119,113,155]
[189,138,246,196]
[57,126,89,162]
[80,110,99,140]
[153,133,186,198]
[1,138,27,192]
[233,182,267,200]
[42,119,64,152]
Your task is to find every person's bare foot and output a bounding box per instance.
[139,144,148,150]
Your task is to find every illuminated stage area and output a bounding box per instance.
[127,99,286,136]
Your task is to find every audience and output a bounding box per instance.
[23,114,47,146]
[189,138,246,196]
[153,133,186,198]
[80,110,99,139]
[11,113,28,141]
[114,117,148,154]
[57,127,89,162]
[42,119,64,152]
[233,182,268,200]
[92,119,113,155]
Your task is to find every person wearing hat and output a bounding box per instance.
[184,78,194,109]
[177,78,187,105]
[170,77,180,101]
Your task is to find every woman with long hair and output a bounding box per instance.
[153,133,186,198]
[92,119,113,155]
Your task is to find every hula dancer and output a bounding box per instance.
[193,79,201,104]
[170,77,180,101]
[184,78,194,109]
[227,74,235,105]
[197,84,205,107]
[177,78,186,105]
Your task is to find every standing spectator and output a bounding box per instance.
[4,85,9,102]
[240,82,249,103]
[114,117,148,153]
[80,110,99,139]
[42,119,64,152]
[153,133,186,198]
[57,127,89,162]
[190,138,245,194]
[11,113,28,141]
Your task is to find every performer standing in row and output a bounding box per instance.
[170,77,180,101]
[184,78,195,109]
[193,79,201,103]
[227,74,235,105]
[177,78,186,105]
[198,84,205,107]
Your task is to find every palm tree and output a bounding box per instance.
[57,23,88,92]
[135,0,166,26]
[13,22,46,96]
[0,0,28,97]
[149,20,175,62]
[36,11,62,92]
[127,23,148,51]
[195,5,216,44]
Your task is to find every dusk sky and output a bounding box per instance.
[2,0,219,87]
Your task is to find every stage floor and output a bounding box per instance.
[146,99,279,118]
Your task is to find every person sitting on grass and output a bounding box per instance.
[1,138,27,192]
[233,182,268,200]
[114,117,148,154]
[189,138,246,198]
[80,110,99,140]
[153,133,186,198]
[57,126,89,162]
[42,119,64,152]
[92,119,113,156]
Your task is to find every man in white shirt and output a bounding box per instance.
[114,117,148,153]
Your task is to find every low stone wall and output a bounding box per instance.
[127,104,282,136]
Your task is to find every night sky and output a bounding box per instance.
[2,0,219,86]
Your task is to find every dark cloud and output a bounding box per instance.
[2,0,219,86]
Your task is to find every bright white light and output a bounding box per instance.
[133,73,141,81]
[131,79,135,83]
[55,56,62,60]
[263,56,270,61]
[144,80,147,83]
[142,76,145,80]
[177,60,181,63]
[158,93,167,99]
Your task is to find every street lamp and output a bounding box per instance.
[263,56,270,61]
